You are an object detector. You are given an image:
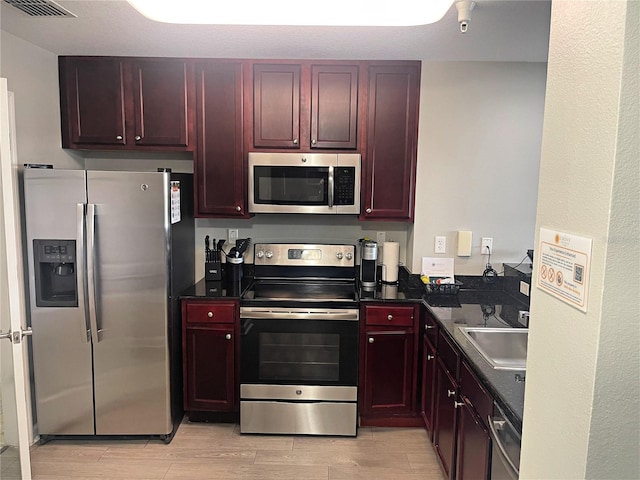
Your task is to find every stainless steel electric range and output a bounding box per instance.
[240,243,359,436]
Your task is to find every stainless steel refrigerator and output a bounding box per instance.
[23,167,194,441]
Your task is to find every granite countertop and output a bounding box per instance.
[181,269,528,432]
[360,271,528,432]
[424,291,528,432]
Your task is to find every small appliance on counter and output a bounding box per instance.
[226,238,251,295]
[359,239,378,290]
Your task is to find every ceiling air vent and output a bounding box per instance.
[3,0,76,17]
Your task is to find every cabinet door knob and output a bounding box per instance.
[311,138,317,145]
[454,401,464,408]
[207,311,213,318]
[368,337,374,344]
[387,314,393,321]
[134,135,141,141]
[236,205,242,212]
[365,208,372,214]
[293,138,298,145]
[116,135,123,140]
[225,333,232,340]
[427,354,434,360]
[447,389,456,397]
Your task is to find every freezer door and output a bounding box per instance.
[87,171,173,435]
[23,168,95,435]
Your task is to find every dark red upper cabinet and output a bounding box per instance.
[59,56,194,151]
[131,59,191,148]
[195,61,247,218]
[362,63,420,221]
[60,57,126,146]
[253,63,301,149]
[310,65,358,149]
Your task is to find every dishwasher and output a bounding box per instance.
[488,402,521,479]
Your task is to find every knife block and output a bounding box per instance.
[205,261,222,281]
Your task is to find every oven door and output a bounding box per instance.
[239,307,359,436]
[240,307,359,387]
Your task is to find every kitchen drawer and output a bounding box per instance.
[365,304,415,327]
[423,309,438,346]
[438,330,459,375]
[460,361,493,429]
[185,301,236,324]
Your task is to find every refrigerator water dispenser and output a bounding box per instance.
[33,239,77,307]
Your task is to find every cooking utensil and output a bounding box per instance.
[205,235,211,261]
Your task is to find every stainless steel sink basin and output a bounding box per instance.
[458,327,528,370]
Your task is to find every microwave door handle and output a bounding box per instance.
[328,166,334,208]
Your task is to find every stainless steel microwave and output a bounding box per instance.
[248,152,361,214]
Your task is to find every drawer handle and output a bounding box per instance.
[454,401,464,408]
[207,311,213,318]
[387,314,393,321]
[447,389,456,397]
[134,135,142,141]
[427,354,435,360]
[116,135,123,141]
[225,333,231,340]
[368,337,374,344]
[426,325,435,330]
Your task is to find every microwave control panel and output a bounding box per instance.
[334,167,356,205]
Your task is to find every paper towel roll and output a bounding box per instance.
[381,241,400,283]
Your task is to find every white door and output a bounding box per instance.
[1,78,33,479]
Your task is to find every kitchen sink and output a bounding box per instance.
[458,327,528,371]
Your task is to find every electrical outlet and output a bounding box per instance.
[481,237,493,254]
[376,231,386,245]
[435,236,446,254]
[228,228,239,243]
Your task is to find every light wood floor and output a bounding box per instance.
[1,420,445,479]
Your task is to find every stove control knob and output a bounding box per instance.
[336,252,344,260]
[345,252,353,260]
[256,250,264,259]
[265,251,274,259]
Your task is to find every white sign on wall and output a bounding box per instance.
[537,228,592,312]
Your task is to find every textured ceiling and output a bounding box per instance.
[0,0,551,61]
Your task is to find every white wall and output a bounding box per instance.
[0,29,547,282]
[521,1,639,478]
[0,31,81,168]
[410,61,546,275]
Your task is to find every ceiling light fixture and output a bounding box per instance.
[126,0,455,26]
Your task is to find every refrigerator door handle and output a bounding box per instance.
[86,203,101,343]
[76,203,90,343]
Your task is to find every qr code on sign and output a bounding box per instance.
[574,264,584,284]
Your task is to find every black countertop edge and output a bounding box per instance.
[423,299,527,433]
[179,269,528,431]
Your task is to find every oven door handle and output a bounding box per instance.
[240,308,359,321]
